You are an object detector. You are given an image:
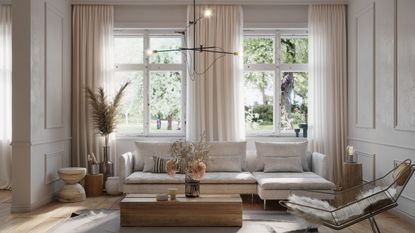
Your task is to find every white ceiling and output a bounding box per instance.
[71,0,348,5]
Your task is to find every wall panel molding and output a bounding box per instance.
[394,0,415,132]
[44,151,64,184]
[356,150,376,182]
[355,2,376,129]
[44,2,65,129]
[348,137,415,151]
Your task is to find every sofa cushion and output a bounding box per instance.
[125,172,184,184]
[208,141,247,171]
[125,172,256,184]
[143,155,170,172]
[255,141,310,172]
[263,157,303,172]
[206,156,242,172]
[202,172,256,184]
[134,142,173,171]
[253,172,335,190]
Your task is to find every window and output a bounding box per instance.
[243,31,308,135]
[114,31,186,136]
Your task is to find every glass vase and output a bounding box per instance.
[185,174,200,198]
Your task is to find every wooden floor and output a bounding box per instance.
[0,190,414,233]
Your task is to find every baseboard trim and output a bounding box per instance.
[389,208,415,225]
[11,194,54,213]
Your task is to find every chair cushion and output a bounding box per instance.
[125,172,257,184]
[253,172,335,190]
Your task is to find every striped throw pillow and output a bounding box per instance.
[152,156,168,173]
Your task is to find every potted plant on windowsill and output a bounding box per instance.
[299,103,308,138]
[86,82,130,181]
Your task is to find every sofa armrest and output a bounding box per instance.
[119,152,134,184]
[312,152,328,179]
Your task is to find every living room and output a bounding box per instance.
[0,0,415,232]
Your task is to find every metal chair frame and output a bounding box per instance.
[279,159,415,233]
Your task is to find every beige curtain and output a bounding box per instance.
[186,5,245,141]
[0,5,12,190]
[308,5,348,186]
[72,5,114,167]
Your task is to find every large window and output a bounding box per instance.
[243,31,308,135]
[114,31,186,136]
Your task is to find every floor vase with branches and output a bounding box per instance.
[86,82,129,181]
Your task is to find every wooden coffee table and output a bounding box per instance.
[120,194,243,227]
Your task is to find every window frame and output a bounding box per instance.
[114,29,187,137]
[243,29,308,136]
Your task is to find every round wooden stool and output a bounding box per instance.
[57,167,87,202]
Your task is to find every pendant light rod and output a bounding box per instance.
[146,0,240,78]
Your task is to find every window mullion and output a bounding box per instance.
[143,30,150,136]
[275,31,281,135]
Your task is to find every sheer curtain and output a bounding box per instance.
[187,5,245,141]
[72,5,115,168]
[0,5,12,190]
[308,5,348,185]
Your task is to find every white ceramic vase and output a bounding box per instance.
[105,176,121,195]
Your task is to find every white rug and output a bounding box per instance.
[47,209,318,233]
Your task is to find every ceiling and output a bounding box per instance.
[71,0,348,5]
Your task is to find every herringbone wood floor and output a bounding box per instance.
[0,190,413,233]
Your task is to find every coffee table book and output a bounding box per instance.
[120,194,243,227]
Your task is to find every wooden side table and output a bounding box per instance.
[84,174,103,197]
[342,163,363,189]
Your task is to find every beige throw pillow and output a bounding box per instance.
[263,157,304,172]
[206,156,242,172]
[255,141,309,171]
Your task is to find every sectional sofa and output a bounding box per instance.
[119,141,335,206]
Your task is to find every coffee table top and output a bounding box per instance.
[121,194,242,204]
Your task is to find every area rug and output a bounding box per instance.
[47,209,318,233]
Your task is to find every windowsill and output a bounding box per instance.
[115,133,185,140]
[116,132,304,140]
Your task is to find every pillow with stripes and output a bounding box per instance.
[152,156,168,173]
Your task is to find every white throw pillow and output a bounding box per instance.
[206,156,242,172]
[263,157,303,172]
[255,141,310,171]
[208,141,247,170]
[134,142,173,171]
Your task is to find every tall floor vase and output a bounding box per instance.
[100,135,113,182]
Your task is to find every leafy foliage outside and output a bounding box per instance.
[243,37,309,132]
[115,37,183,133]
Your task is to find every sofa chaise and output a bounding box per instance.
[119,141,335,206]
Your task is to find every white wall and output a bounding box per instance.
[348,0,415,221]
[114,5,308,29]
[12,0,71,212]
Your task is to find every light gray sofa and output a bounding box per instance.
[119,141,335,204]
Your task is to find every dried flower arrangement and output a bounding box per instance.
[86,82,130,142]
[166,133,210,181]
[87,153,98,164]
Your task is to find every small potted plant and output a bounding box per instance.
[299,103,308,138]
[87,153,100,175]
